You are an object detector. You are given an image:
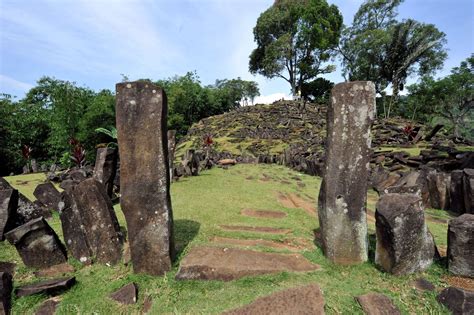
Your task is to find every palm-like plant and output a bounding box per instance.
[95,126,118,148]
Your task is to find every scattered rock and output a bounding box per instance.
[0,189,18,240]
[175,246,320,281]
[219,225,292,235]
[109,282,138,305]
[93,147,118,198]
[318,81,375,265]
[356,293,401,315]
[34,297,60,315]
[240,209,287,219]
[34,263,74,278]
[116,81,175,276]
[0,272,12,315]
[375,194,437,275]
[436,287,474,315]
[448,214,474,277]
[222,284,325,315]
[33,183,61,211]
[411,278,436,292]
[16,277,76,297]
[5,217,67,269]
[218,159,237,166]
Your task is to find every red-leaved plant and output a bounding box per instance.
[69,138,86,168]
[203,135,213,147]
[21,145,32,160]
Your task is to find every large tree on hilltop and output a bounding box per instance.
[339,0,447,117]
[249,0,342,95]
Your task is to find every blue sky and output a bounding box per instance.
[0,0,473,103]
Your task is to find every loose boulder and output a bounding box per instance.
[436,287,474,315]
[33,183,61,211]
[93,147,118,198]
[375,193,437,275]
[448,214,474,277]
[0,189,18,240]
[109,282,138,305]
[116,81,175,275]
[0,272,12,315]
[5,217,67,269]
[16,277,75,297]
[318,81,376,264]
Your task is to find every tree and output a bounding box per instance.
[301,78,334,103]
[339,0,447,117]
[249,0,342,95]
[406,55,474,138]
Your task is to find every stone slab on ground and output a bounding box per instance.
[436,286,474,315]
[16,277,76,297]
[219,225,292,235]
[411,278,435,292]
[222,284,325,315]
[356,293,401,315]
[109,282,138,305]
[175,246,320,281]
[210,236,306,252]
[240,209,287,219]
[34,263,74,278]
[5,217,67,269]
[34,297,60,315]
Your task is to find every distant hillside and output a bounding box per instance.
[176,100,467,160]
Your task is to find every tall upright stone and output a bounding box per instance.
[317,81,375,264]
[93,147,118,197]
[447,214,474,277]
[0,189,18,241]
[167,130,177,182]
[464,169,474,214]
[116,81,175,275]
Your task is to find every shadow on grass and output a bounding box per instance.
[174,219,201,259]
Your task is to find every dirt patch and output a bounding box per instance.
[210,236,306,251]
[175,246,320,281]
[277,192,317,217]
[438,245,447,257]
[241,209,287,219]
[220,225,292,235]
[442,275,474,292]
[222,284,325,315]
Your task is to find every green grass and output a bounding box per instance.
[1,164,453,314]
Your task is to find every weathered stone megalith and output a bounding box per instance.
[447,214,474,277]
[0,272,12,315]
[33,182,61,211]
[116,81,175,275]
[0,189,18,241]
[93,147,118,198]
[66,178,123,265]
[167,130,176,182]
[436,287,474,315]
[317,81,376,264]
[449,170,466,214]
[427,171,450,210]
[375,194,437,275]
[464,169,474,214]
[5,217,67,269]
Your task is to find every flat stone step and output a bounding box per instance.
[210,236,307,252]
[222,284,325,315]
[175,246,320,281]
[219,225,292,235]
[240,209,287,219]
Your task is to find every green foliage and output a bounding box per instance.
[249,0,343,95]
[405,55,474,138]
[301,78,334,103]
[59,151,72,169]
[340,0,447,117]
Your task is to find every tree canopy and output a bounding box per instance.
[249,0,342,95]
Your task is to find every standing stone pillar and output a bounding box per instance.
[93,147,118,198]
[167,130,177,182]
[116,81,175,275]
[317,81,376,264]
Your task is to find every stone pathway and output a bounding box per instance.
[222,284,325,315]
[277,192,316,217]
[210,236,307,252]
[175,247,320,281]
[240,209,287,219]
[219,225,292,235]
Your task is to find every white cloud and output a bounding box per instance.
[0,74,33,93]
